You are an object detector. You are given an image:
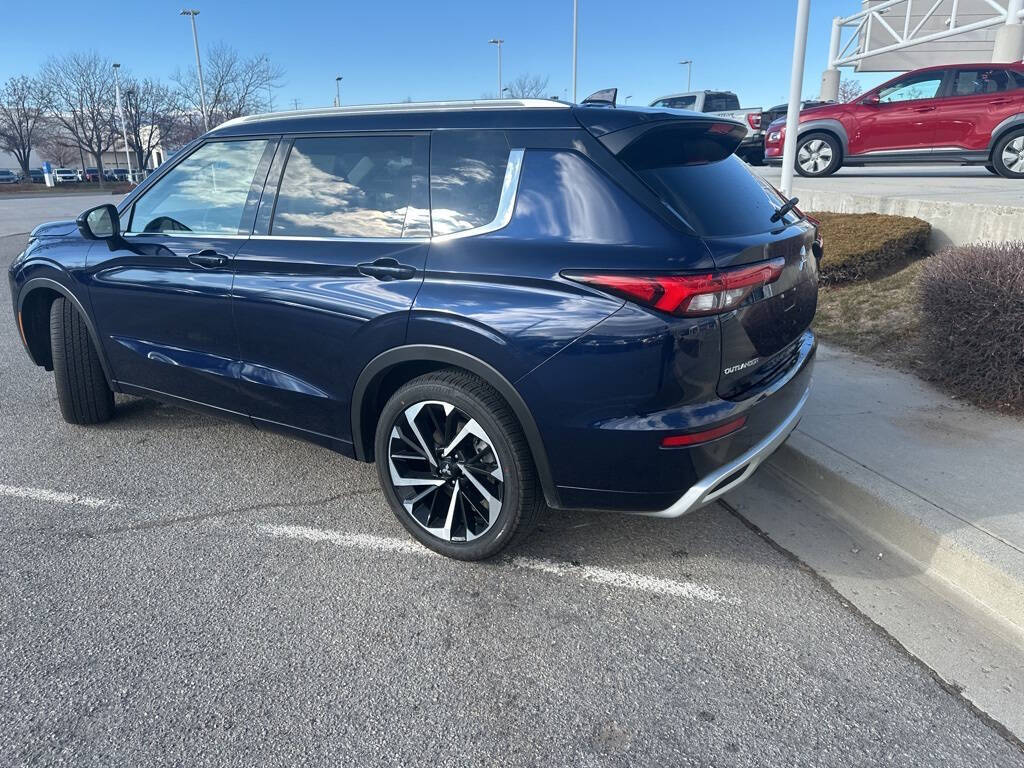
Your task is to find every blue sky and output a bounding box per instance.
[1,1,892,109]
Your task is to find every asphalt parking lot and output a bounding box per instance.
[2,200,1023,766]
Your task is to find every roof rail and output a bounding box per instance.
[217,98,570,129]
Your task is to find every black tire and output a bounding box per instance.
[991,128,1024,179]
[49,297,114,425]
[984,165,999,176]
[374,369,543,560]
[794,131,842,177]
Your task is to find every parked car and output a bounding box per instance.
[761,100,834,129]
[649,90,765,164]
[0,169,19,184]
[8,99,819,560]
[105,167,130,182]
[53,168,80,183]
[765,63,1024,178]
[83,168,103,182]
[29,169,45,183]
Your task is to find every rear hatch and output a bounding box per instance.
[583,112,818,399]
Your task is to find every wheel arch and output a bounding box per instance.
[797,120,848,158]
[17,277,115,387]
[351,344,560,509]
[988,114,1024,157]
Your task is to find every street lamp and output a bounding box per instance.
[679,59,693,91]
[335,76,343,107]
[112,63,133,182]
[488,38,504,98]
[180,9,209,131]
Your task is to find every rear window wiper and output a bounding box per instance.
[770,196,799,223]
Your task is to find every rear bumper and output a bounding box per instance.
[642,381,809,518]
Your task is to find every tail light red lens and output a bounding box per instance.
[565,258,785,317]
[661,416,747,447]
[747,113,762,130]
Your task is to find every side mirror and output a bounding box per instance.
[861,94,881,106]
[76,204,125,250]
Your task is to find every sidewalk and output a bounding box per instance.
[743,343,1024,634]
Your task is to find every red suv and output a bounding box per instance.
[764,63,1024,178]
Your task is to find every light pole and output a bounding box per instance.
[780,0,811,197]
[180,9,208,131]
[488,38,503,98]
[335,76,343,107]
[572,0,578,103]
[112,63,133,182]
[679,59,692,91]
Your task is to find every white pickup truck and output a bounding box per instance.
[649,90,764,165]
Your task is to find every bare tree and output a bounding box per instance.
[838,77,863,103]
[172,42,283,141]
[41,52,117,184]
[0,75,48,178]
[119,75,176,170]
[505,74,550,99]
[35,120,80,166]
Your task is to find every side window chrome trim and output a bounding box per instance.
[431,148,525,242]
[123,231,252,240]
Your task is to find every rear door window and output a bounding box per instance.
[271,135,429,238]
[951,68,1011,96]
[704,92,740,112]
[430,130,511,235]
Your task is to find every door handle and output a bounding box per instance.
[356,258,416,281]
[187,250,229,268]
[912,106,935,112]
[989,98,1011,105]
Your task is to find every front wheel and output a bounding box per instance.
[992,129,1024,179]
[49,297,114,425]
[795,132,842,177]
[374,370,543,560]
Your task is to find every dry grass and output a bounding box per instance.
[814,257,930,372]
[809,211,930,285]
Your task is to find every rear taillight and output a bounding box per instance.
[565,258,785,317]
[747,112,762,130]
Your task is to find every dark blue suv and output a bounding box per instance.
[9,99,818,559]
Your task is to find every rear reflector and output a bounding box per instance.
[661,416,747,447]
[564,258,785,317]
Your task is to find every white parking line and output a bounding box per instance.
[0,483,120,509]
[260,523,731,604]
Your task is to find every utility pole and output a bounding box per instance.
[180,9,209,131]
[335,76,343,107]
[572,0,578,102]
[112,63,134,182]
[291,98,300,110]
[488,38,504,98]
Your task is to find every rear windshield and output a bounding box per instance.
[617,122,798,236]
[704,92,740,111]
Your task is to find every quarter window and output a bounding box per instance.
[128,140,269,234]
[951,68,1011,96]
[271,135,429,239]
[877,73,944,103]
[430,130,511,236]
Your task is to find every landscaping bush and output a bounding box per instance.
[918,242,1024,410]
[809,212,930,285]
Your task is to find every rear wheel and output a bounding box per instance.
[795,132,842,177]
[992,129,1024,179]
[374,370,543,560]
[49,297,114,425]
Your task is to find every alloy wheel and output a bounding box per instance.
[797,139,833,174]
[1001,136,1024,174]
[386,400,504,543]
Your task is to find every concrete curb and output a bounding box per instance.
[768,430,1024,637]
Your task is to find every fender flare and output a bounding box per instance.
[17,276,116,388]
[351,344,561,509]
[797,119,849,156]
[988,113,1024,154]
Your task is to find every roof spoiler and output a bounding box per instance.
[581,88,617,107]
